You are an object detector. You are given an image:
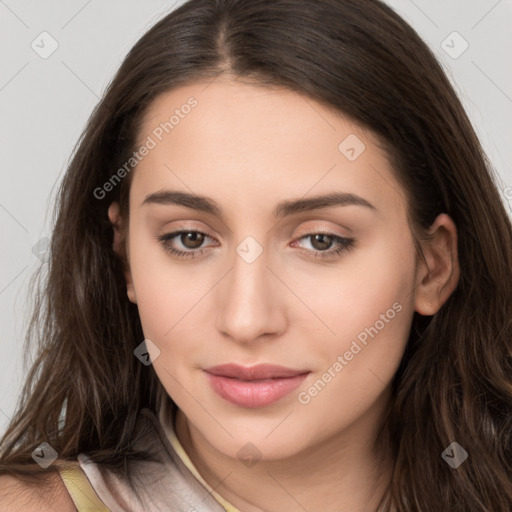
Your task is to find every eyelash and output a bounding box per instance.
[156,229,355,260]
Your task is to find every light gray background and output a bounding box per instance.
[1,0,511,436]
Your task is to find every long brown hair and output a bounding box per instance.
[1,0,511,510]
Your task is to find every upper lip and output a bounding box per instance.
[204,363,310,380]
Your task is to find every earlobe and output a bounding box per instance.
[126,284,137,303]
[414,213,460,316]
[107,202,137,304]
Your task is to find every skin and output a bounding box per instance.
[108,76,459,512]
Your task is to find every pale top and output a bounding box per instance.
[59,397,241,512]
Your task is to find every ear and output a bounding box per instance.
[108,202,137,304]
[414,213,459,316]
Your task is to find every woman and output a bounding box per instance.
[1,0,511,510]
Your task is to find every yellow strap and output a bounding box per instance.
[58,464,111,511]
[165,427,241,512]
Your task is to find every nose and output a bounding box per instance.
[215,242,287,345]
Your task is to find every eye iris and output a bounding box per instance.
[311,234,333,251]
[181,232,204,249]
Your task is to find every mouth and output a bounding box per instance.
[204,363,310,408]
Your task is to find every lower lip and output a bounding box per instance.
[205,372,309,408]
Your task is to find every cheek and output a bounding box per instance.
[127,241,208,398]
[288,232,417,355]
[127,223,211,340]
[293,237,416,421]
[296,299,412,435]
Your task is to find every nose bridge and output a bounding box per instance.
[215,235,285,342]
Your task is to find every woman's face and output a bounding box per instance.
[118,77,422,460]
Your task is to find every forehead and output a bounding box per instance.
[131,77,407,219]
[139,76,364,147]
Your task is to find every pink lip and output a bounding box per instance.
[204,364,310,408]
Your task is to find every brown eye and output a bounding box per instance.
[180,231,205,249]
[292,232,355,260]
[309,234,335,251]
[157,229,214,259]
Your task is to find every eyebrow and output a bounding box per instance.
[141,190,376,218]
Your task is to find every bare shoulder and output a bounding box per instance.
[0,470,76,512]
